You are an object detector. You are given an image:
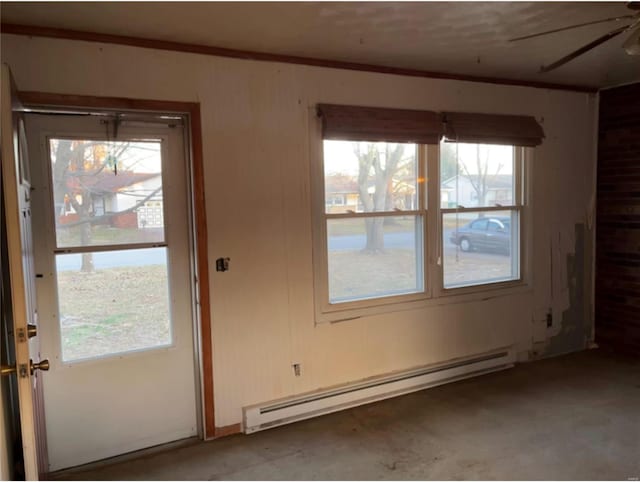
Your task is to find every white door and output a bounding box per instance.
[25,113,199,471]
[1,63,48,481]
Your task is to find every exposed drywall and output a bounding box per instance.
[545,223,594,356]
[0,34,598,427]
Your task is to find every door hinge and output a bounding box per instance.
[16,327,26,343]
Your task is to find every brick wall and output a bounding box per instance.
[596,82,640,353]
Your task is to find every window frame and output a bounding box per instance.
[311,115,532,324]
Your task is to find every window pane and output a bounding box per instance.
[327,216,423,303]
[440,142,514,209]
[443,210,519,288]
[50,139,165,248]
[324,140,418,214]
[56,248,172,362]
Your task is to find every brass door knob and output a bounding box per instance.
[30,359,50,375]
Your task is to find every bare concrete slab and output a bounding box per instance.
[54,349,640,480]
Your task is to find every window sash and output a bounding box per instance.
[317,144,430,313]
[325,214,426,304]
[437,146,524,291]
[46,135,169,256]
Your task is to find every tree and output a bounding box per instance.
[352,142,408,252]
[52,140,160,272]
[53,140,109,272]
[458,144,503,207]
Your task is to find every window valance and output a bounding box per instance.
[317,104,443,144]
[317,104,545,147]
[442,112,545,147]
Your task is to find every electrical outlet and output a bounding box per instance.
[546,311,553,328]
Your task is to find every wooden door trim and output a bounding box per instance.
[17,91,216,439]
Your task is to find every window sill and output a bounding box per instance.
[315,280,532,325]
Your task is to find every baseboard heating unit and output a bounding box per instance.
[243,347,515,433]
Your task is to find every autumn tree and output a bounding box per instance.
[53,140,102,272]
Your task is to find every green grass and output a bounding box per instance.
[57,265,171,361]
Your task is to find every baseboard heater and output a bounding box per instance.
[243,347,515,433]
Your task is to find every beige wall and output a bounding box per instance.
[1,34,598,428]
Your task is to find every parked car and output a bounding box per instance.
[449,216,512,254]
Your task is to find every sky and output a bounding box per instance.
[323,140,514,177]
[49,139,162,174]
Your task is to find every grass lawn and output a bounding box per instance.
[328,246,514,302]
[443,250,514,287]
[328,217,417,236]
[328,249,420,302]
[57,264,171,362]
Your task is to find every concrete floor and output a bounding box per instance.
[55,349,639,480]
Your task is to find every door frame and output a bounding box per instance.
[17,91,217,441]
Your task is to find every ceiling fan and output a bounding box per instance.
[509,1,640,72]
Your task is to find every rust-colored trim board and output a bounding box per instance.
[189,104,216,441]
[16,91,216,439]
[2,22,597,94]
[214,423,242,438]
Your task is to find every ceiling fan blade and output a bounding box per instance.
[623,25,640,54]
[509,14,636,42]
[540,25,629,72]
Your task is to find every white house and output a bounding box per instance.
[440,174,514,208]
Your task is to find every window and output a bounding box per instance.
[49,138,172,362]
[313,104,539,321]
[322,140,424,304]
[440,142,522,289]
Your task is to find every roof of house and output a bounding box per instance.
[325,174,359,194]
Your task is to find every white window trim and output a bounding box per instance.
[310,115,533,325]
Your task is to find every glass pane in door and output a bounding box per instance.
[56,247,172,362]
[49,139,165,248]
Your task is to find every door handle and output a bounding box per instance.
[30,359,50,375]
[1,360,49,377]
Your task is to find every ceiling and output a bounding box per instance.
[2,2,639,89]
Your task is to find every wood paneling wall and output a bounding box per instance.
[596,82,640,353]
